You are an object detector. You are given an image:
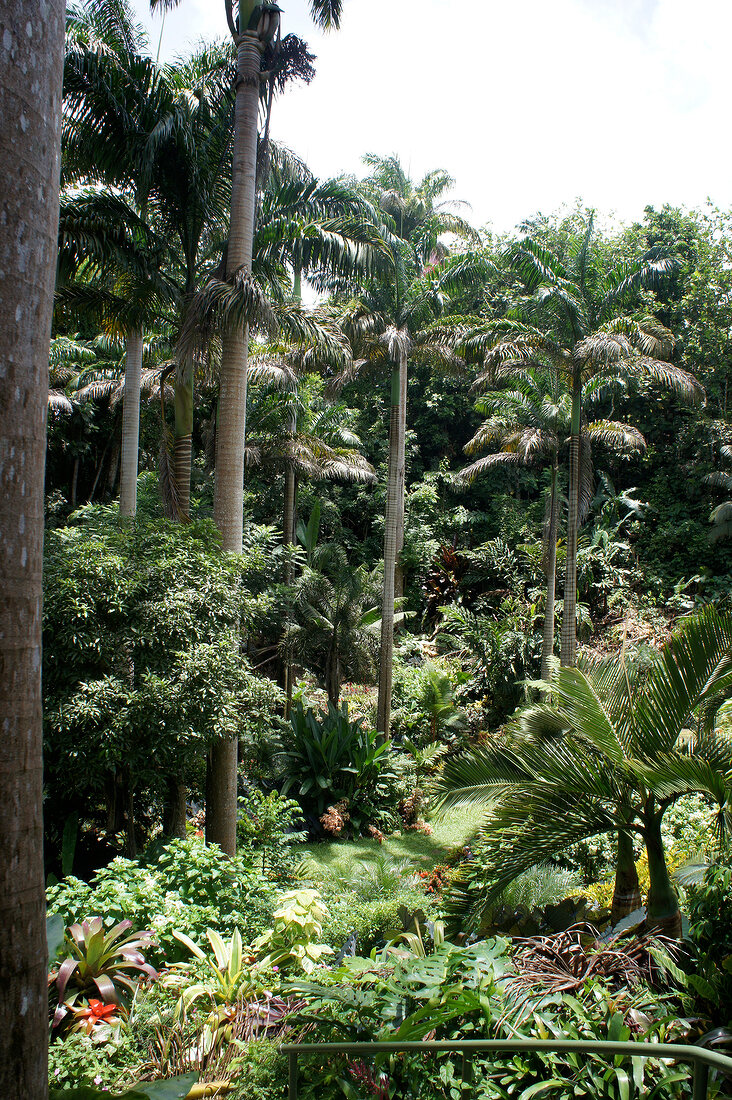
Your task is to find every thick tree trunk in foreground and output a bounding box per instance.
[560,378,582,666]
[540,460,559,680]
[0,2,64,1094]
[377,348,407,735]
[208,30,263,854]
[119,328,143,517]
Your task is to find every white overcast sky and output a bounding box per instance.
[132,0,732,234]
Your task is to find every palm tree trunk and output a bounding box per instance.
[394,354,408,602]
[282,459,296,717]
[174,357,193,520]
[120,328,143,517]
[377,348,406,735]
[208,27,263,855]
[283,461,296,545]
[540,458,559,680]
[644,810,682,937]
[0,3,64,1092]
[561,377,582,666]
[611,829,641,926]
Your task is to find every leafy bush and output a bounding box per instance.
[236,788,306,876]
[48,1027,136,1092]
[306,855,438,955]
[686,862,732,1026]
[43,508,286,862]
[288,936,692,1099]
[280,701,404,833]
[226,1039,289,1100]
[47,836,278,968]
[254,888,333,974]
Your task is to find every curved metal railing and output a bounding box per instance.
[281,1037,732,1099]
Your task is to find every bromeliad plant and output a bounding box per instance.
[167,928,254,1011]
[50,917,157,1030]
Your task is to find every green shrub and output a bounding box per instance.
[46,836,278,968]
[686,862,732,1026]
[236,788,306,876]
[281,701,404,833]
[48,1028,134,1091]
[226,1039,289,1100]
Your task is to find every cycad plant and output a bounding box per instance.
[437,607,732,937]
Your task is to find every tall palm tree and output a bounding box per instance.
[461,218,703,666]
[437,607,732,937]
[151,0,344,853]
[459,366,645,678]
[64,0,172,516]
[333,161,486,737]
[0,0,65,1092]
[56,186,176,510]
[64,6,238,518]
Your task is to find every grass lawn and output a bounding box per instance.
[301,805,477,877]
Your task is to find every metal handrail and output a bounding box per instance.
[281,1038,732,1100]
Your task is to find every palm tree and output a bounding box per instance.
[461,217,703,666]
[0,0,65,1091]
[246,365,376,543]
[64,7,238,519]
[333,159,486,737]
[437,607,732,937]
[282,540,382,706]
[64,1,166,516]
[459,366,645,678]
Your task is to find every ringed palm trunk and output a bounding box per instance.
[394,353,408,602]
[208,26,263,855]
[282,451,296,718]
[561,374,582,666]
[119,328,144,517]
[377,347,407,735]
[0,1,64,1092]
[540,456,559,680]
[173,357,193,520]
[611,828,641,926]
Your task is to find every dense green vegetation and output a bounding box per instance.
[8,0,732,1096]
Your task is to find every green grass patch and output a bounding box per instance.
[302,805,476,876]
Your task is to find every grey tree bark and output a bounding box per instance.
[0,1,64,1094]
[540,459,559,680]
[208,29,264,854]
[377,345,407,735]
[560,378,582,666]
[119,328,144,517]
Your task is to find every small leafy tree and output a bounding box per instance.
[43,506,284,858]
